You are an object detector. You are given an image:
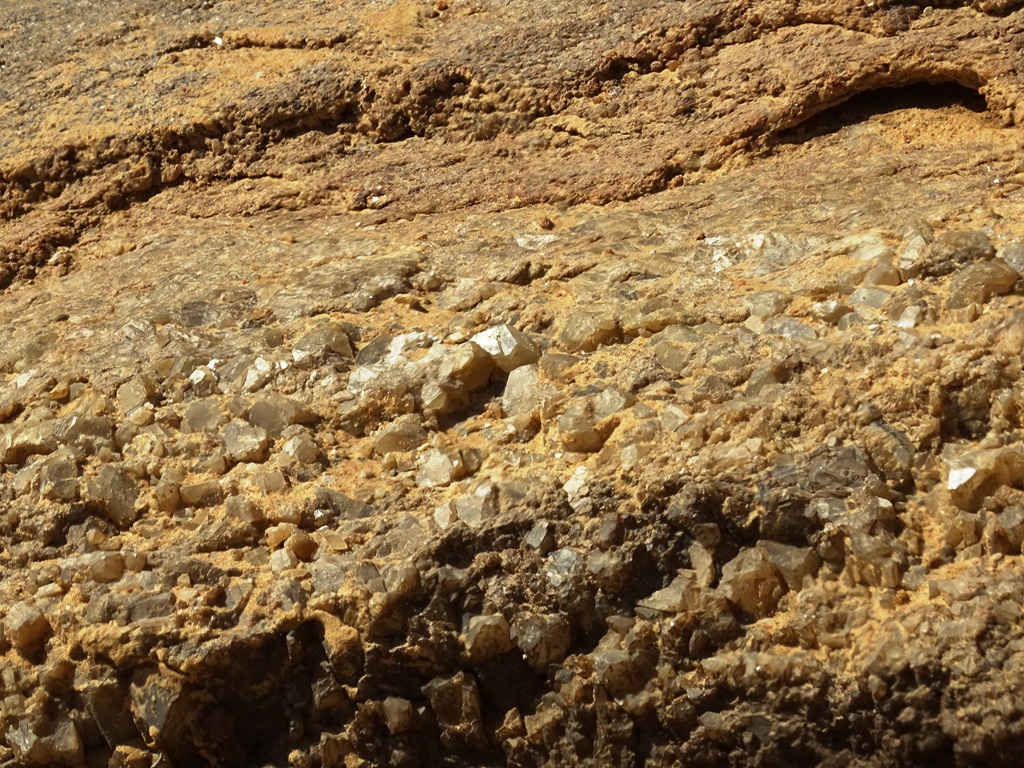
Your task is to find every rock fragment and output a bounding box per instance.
[471,325,540,372]
[0,418,57,464]
[292,320,354,367]
[116,376,156,414]
[248,394,315,438]
[718,549,786,617]
[422,672,486,750]
[558,308,619,352]
[223,418,270,463]
[86,464,140,526]
[5,601,51,655]
[945,259,1018,309]
[463,615,514,662]
[372,420,428,454]
[39,447,79,501]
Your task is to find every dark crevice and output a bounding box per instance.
[775,81,988,144]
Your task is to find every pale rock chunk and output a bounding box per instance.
[87,552,125,584]
[809,298,853,324]
[373,420,428,454]
[845,531,902,588]
[0,418,57,464]
[849,287,891,310]
[1000,241,1024,272]
[53,414,114,454]
[545,548,585,591]
[183,400,226,432]
[523,521,555,554]
[944,445,1024,512]
[270,547,300,573]
[761,317,817,340]
[225,494,262,523]
[688,543,717,587]
[718,549,786,617]
[900,229,994,279]
[745,367,780,397]
[563,466,593,514]
[253,469,288,495]
[5,601,50,655]
[153,468,184,512]
[636,571,701,618]
[471,325,540,372]
[7,717,82,766]
[983,504,1024,554]
[382,697,414,734]
[516,613,571,671]
[189,365,220,396]
[587,551,631,592]
[446,483,498,528]
[557,395,622,452]
[416,447,465,488]
[743,291,791,318]
[756,541,820,591]
[558,308,619,352]
[223,418,270,463]
[116,376,156,414]
[86,464,140,526]
[945,258,1018,309]
[248,394,315,438]
[859,424,915,485]
[422,672,486,749]
[292,320,354,368]
[463,614,514,662]
[420,343,494,415]
[501,364,543,419]
[593,648,645,696]
[861,255,902,287]
[39,447,79,501]
[281,433,321,464]
[179,479,222,507]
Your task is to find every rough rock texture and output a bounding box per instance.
[3,1,1024,767]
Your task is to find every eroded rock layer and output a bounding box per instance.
[3,2,1024,767]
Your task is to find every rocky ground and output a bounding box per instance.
[3,1,1024,766]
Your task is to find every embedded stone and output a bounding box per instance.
[292,321,354,367]
[946,258,1018,310]
[183,400,226,433]
[116,376,156,414]
[945,446,1024,512]
[281,433,321,464]
[756,541,820,591]
[372,420,428,454]
[223,418,270,463]
[471,325,540,372]
[53,414,114,454]
[422,672,486,749]
[558,308,619,353]
[179,479,223,507]
[463,614,514,662]
[636,571,701,617]
[248,394,315,438]
[718,549,786,617]
[502,364,542,419]
[39,447,79,502]
[0,419,57,465]
[5,601,51,655]
[415,448,464,488]
[86,464,140,526]
[516,613,571,671]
